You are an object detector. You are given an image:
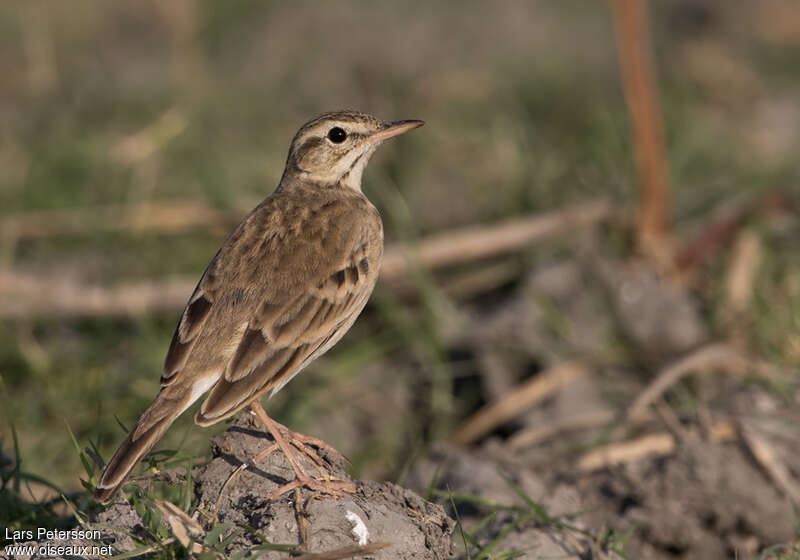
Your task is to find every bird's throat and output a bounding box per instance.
[340,147,376,192]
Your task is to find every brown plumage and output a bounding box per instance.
[94,111,423,503]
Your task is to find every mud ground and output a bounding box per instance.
[6,254,798,560]
[402,254,800,559]
[42,414,456,559]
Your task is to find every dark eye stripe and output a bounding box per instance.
[296,137,324,156]
[292,130,370,169]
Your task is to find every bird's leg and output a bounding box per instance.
[250,414,337,481]
[249,402,309,476]
[249,401,355,499]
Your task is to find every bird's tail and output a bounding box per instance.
[93,392,187,504]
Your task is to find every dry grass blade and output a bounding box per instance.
[0,203,614,319]
[725,230,762,317]
[576,420,737,472]
[0,271,195,318]
[154,499,204,550]
[507,410,616,450]
[380,198,614,280]
[0,202,231,241]
[112,107,188,165]
[392,259,522,301]
[578,432,674,472]
[451,361,590,446]
[0,194,609,250]
[293,542,391,560]
[626,343,746,422]
[740,422,800,506]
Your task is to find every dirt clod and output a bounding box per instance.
[13,415,455,559]
[408,444,626,560]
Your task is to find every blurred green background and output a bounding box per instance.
[0,0,798,501]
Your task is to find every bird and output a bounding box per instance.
[93,110,424,503]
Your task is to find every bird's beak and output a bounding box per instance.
[369,120,425,144]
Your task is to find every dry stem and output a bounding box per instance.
[451,361,590,446]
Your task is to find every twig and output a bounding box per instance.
[154,499,204,550]
[0,202,615,319]
[578,432,673,472]
[293,542,391,560]
[654,399,690,443]
[380,199,614,280]
[576,420,737,472]
[0,202,232,241]
[0,271,196,318]
[432,260,522,300]
[724,230,762,347]
[450,361,590,446]
[611,0,672,265]
[726,230,762,313]
[626,343,746,422]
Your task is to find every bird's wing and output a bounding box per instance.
[194,233,379,425]
[160,250,224,386]
[195,243,377,425]
[156,191,381,426]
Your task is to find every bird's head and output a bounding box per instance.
[284,110,423,191]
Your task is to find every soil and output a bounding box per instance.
[3,414,454,559]
[403,254,800,560]
[408,414,799,560]
[193,414,455,559]
[6,253,798,560]
[408,444,627,560]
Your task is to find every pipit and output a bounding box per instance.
[94,110,423,503]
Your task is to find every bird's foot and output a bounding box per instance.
[247,402,352,500]
[272,422,349,472]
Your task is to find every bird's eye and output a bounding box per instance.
[327,127,347,143]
